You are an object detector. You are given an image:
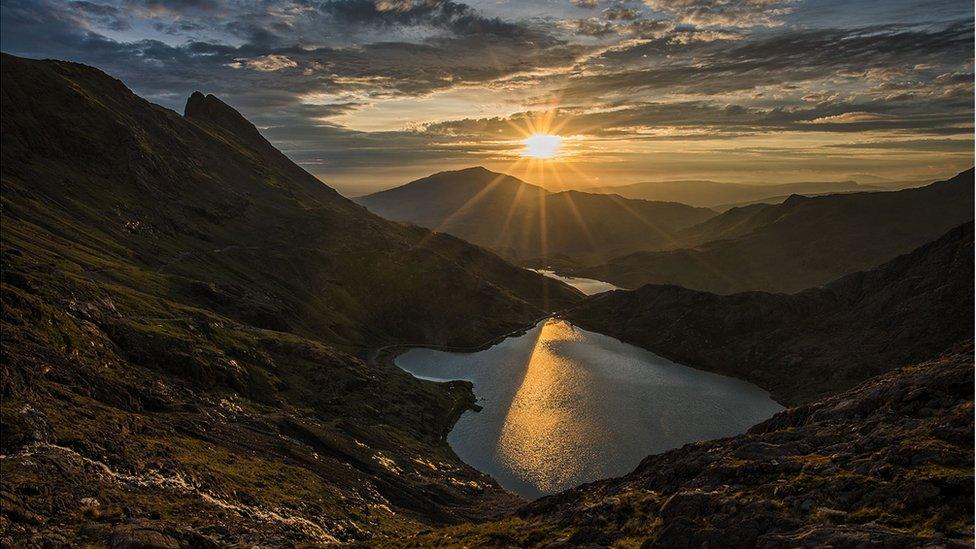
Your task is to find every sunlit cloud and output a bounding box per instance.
[228,53,298,71]
[804,112,889,124]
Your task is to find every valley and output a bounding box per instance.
[527,269,620,295]
[357,164,974,297]
[0,51,972,548]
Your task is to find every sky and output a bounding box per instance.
[2,0,973,195]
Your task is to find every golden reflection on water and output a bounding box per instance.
[495,320,610,493]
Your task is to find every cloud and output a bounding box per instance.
[319,0,548,41]
[129,0,222,16]
[603,6,640,20]
[228,53,298,71]
[804,112,888,124]
[825,138,974,152]
[421,92,973,138]
[643,0,797,28]
[566,17,618,36]
[69,1,131,30]
[550,22,975,101]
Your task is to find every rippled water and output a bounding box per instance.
[529,269,619,295]
[396,319,783,499]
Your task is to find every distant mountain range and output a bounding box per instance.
[355,167,715,263]
[1,53,580,543]
[601,179,885,208]
[572,170,975,294]
[567,222,974,405]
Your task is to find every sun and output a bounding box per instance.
[521,133,563,159]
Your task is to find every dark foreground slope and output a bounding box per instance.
[0,54,582,544]
[398,347,974,547]
[566,223,974,405]
[356,167,715,263]
[575,171,974,293]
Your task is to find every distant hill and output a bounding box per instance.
[573,170,975,293]
[356,167,716,263]
[711,189,876,212]
[1,53,582,543]
[605,179,883,208]
[567,223,974,405]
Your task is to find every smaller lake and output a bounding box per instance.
[530,269,619,295]
[396,319,783,500]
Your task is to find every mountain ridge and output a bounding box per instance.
[573,170,975,294]
[356,167,716,263]
[603,178,885,208]
[565,222,974,405]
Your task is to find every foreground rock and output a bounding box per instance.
[395,347,974,547]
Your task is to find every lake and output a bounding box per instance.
[396,319,783,499]
[529,269,619,295]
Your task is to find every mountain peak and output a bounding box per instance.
[781,193,810,206]
[184,91,265,147]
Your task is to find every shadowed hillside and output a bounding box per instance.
[574,171,974,294]
[1,55,580,350]
[566,223,974,404]
[0,53,583,545]
[356,167,716,263]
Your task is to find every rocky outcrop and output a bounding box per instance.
[395,347,974,547]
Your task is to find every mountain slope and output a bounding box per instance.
[566,223,974,404]
[399,346,974,547]
[356,167,716,263]
[575,171,974,293]
[607,178,882,208]
[1,54,580,350]
[0,53,581,544]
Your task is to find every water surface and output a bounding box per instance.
[530,269,619,295]
[396,319,782,499]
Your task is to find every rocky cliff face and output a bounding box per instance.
[396,347,974,547]
[566,223,974,405]
[0,53,583,545]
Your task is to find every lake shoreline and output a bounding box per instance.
[392,319,784,499]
